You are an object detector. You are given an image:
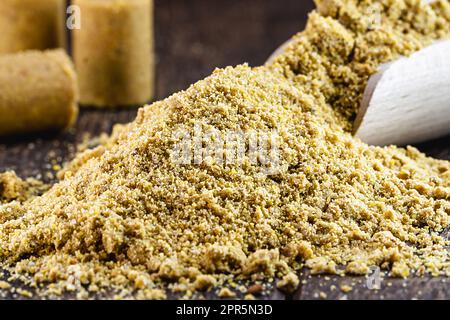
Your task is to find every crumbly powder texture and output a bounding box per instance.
[0,171,48,204]
[0,0,449,299]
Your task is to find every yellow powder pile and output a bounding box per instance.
[0,0,449,299]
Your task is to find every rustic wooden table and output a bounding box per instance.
[0,0,449,300]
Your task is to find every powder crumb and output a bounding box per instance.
[306,258,337,275]
[340,285,353,293]
[136,289,167,300]
[193,275,217,291]
[237,285,247,294]
[218,288,236,299]
[345,261,370,275]
[276,273,300,294]
[244,294,255,300]
[391,262,411,278]
[0,281,11,290]
[134,275,149,290]
[0,171,47,203]
[76,290,89,300]
[16,288,33,298]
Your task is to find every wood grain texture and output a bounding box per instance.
[0,0,448,300]
[294,270,450,300]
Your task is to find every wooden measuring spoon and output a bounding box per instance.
[266,37,450,146]
[353,40,450,146]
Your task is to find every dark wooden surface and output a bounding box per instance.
[0,0,449,300]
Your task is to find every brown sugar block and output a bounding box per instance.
[0,49,79,137]
[73,0,154,108]
[0,0,66,54]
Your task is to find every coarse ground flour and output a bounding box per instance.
[0,0,449,299]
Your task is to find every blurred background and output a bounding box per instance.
[153,0,315,98]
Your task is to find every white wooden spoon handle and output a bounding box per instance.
[354,40,450,146]
[267,38,450,146]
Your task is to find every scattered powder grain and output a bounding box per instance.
[0,280,11,290]
[16,288,33,298]
[340,284,353,293]
[218,287,236,299]
[194,275,217,291]
[0,0,449,299]
[277,273,300,294]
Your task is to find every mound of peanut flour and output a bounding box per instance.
[0,0,449,299]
